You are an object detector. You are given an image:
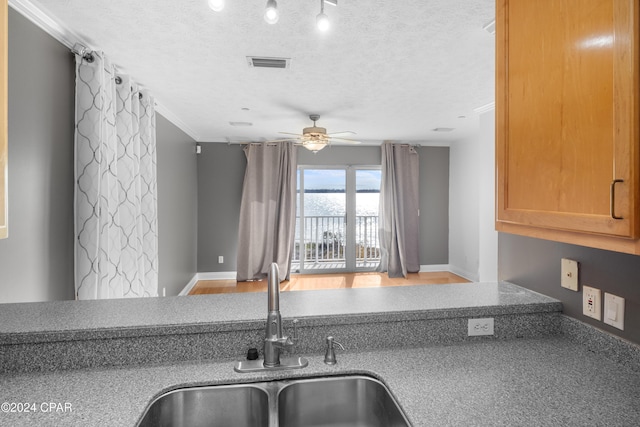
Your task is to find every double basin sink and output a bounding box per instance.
[137,375,411,426]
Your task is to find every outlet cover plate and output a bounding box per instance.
[468,318,494,336]
[561,258,579,291]
[604,293,625,330]
[583,285,602,321]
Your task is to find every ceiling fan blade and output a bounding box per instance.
[327,131,356,136]
[279,132,304,136]
[328,137,361,143]
[265,138,300,142]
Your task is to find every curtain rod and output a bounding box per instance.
[71,43,94,62]
[71,44,146,100]
[209,142,422,148]
[226,142,289,146]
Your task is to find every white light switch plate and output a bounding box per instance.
[561,258,579,291]
[582,286,601,321]
[604,293,624,330]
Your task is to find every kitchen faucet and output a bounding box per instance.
[234,263,308,372]
[264,262,294,366]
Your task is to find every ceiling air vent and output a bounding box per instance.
[247,56,290,69]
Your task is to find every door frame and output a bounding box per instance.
[296,165,380,274]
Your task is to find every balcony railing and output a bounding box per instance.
[293,215,380,270]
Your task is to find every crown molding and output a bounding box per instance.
[473,101,496,114]
[9,0,81,49]
[154,102,200,142]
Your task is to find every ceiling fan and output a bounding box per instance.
[269,114,361,153]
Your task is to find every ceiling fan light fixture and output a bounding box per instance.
[301,130,329,153]
[207,0,225,12]
[264,0,279,24]
[302,141,328,153]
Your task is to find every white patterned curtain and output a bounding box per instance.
[74,51,158,299]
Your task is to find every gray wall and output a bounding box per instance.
[0,8,75,302]
[0,9,198,301]
[499,233,640,345]
[197,143,245,273]
[197,144,450,272]
[156,115,198,296]
[417,147,449,265]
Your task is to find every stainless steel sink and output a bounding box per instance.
[137,375,411,427]
[278,376,410,427]
[137,383,270,427]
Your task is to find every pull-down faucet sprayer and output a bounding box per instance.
[234,262,308,373]
[264,263,294,367]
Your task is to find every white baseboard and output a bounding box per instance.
[179,271,237,296]
[197,271,237,281]
[419,264,477,282]
[179,274,199,296]
[447,265,479,282]
[419,264,451,273]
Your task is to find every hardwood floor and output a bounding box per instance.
[189,271,470,295]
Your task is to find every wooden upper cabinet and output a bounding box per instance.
[0,0,7,240]
[496,0,640,253]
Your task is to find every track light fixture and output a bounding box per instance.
[208,1,337,30]
[264,0,280,25]
[207,0,225,12]
[316,0,330,32]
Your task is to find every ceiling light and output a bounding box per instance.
[301,133,329,153]
[303,142,328,153]
[432,128,455,132]
[316,0,330,31]
[208,0,225,12]
[264,0,279,24]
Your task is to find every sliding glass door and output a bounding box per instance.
[293,167,381,274]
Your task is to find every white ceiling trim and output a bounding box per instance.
[153,104,200,142]
[8,0,200,142]
[8,0,79,48]
[473,102,496,114]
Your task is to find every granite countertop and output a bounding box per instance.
[2,337,640,426]
[0,281,561,344]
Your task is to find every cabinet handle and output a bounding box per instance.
[610,179,624,220]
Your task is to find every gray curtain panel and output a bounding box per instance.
[378,143,420,278]
[236,142,298,282]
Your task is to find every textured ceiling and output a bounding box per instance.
[23,0,495,144]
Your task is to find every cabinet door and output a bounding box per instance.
[496,0,639,239]
[0,0,7,239]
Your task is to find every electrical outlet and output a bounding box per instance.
[468,318,494,336]
[582,285,601,320]
[604,293,625,330]
[218,256,224,264]
[560,258,579,291]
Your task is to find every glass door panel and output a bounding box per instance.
[297,169,346,273]
[293,167,380,274]
[355,169,381,269]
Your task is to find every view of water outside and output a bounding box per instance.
[295,168,381,270]
[297,169,381,216]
